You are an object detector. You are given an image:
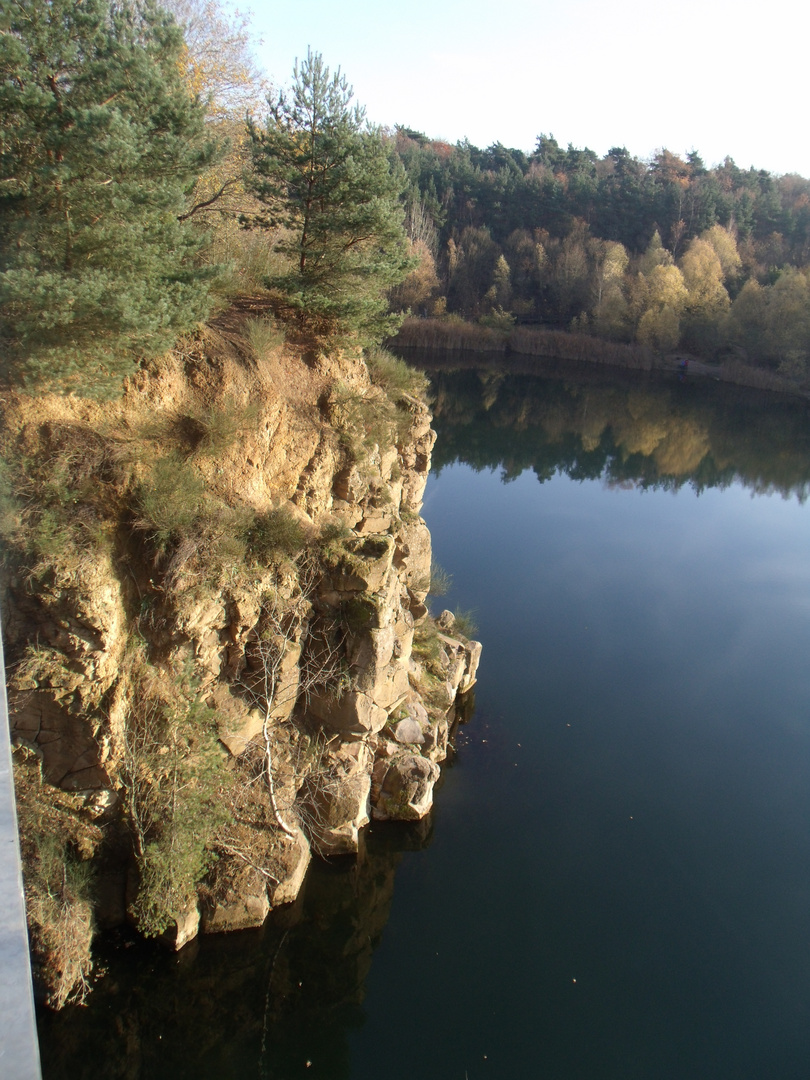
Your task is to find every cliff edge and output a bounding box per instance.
[0,300,480,1005]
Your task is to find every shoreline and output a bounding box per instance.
[390,318,809,401]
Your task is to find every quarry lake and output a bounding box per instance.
[39,361,810,1079]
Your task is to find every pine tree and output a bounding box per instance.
[0,0,221,395]
[247,50,413,344]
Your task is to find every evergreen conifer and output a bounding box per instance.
[0,0,221,394]
[247,50,412,344]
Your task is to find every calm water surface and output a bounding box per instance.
[40,366,810,1079]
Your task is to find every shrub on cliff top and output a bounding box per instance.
[364,346,429,403]
[136,455,207,549]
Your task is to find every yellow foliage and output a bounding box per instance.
[390,240,440,312]
[637,305,681,353]
[166,0,266,123]
[631,263,687,349]
[701,225,741,280]
[165,0,271,262]
[680,238,730,316]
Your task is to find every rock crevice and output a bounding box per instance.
[2,321,481,988]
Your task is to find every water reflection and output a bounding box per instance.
[38,821,434,1080]
[411,351,810,496]
[38,359,810,1079]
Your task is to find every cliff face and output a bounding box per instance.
[1,303,480,1001]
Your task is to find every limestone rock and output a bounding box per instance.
[1,319,483,989]
[11,690,109,790]
[459,639,483,693]
[308,689,388,736]
[393,518,432,603]
[372,753,440,821]
[436,633,483,696]
[356,510,394,534]
[393,717,424,744]
[403,697,428,727]
[326,534,395,593]
[437,634,469,688]
[212,684,264,757]
[422,716,450,762]
[299,741,372,855]
[267,828,311,908]
[201,859,271,934]
[160,900,201,952]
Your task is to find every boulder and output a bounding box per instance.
[211,684,265,757]
[267,827,311,908]
[422,716,450,762]
[308,689,388,736]
[459,639,483,694]
[393,518,432,602]
[393,717,424,744]
[11,690,109,790]
[437,634,469,688]
[372,753,440,821]
[326,534,395,594]
[299,741,372,855]
[356,510,394,534]
[200,858,271,934]
[435,633,483,695]
[160,900,201,951]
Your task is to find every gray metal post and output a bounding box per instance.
[0,634,43,1079]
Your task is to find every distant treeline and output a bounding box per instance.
[388,131,810,380]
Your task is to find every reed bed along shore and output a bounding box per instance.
[390,318,808,399]
[392,317,507,352]
[509,325,652,369]
[392,317,651,367]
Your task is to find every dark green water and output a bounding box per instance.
[39,363,810,1079]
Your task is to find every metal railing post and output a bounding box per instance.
[0,632,43,1079]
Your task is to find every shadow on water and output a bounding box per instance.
[37,819,434,1080]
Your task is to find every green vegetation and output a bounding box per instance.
[0,7,418,397]
[246,50,413,344]
[0,0,221,395]
[365,346,430,401]
[389,131,810,381]
[186,398,261,457]
[245,316,286,357]
[328,376,416,462]
[427,561,453,598]
[452,609,479,639]
[120,657,232,938]
[136,455,208,550]
[411,616,443,670]
[12,751,99,1008]
[242,506,308,564]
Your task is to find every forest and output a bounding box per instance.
[3,0,810,389]
[388,130,810,378]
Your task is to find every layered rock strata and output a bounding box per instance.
[2,313,480,972]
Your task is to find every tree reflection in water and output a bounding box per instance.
[413,351,810,498]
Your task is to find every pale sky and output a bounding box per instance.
[242,0,807,177]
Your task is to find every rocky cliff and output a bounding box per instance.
[0,301,480,1005]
